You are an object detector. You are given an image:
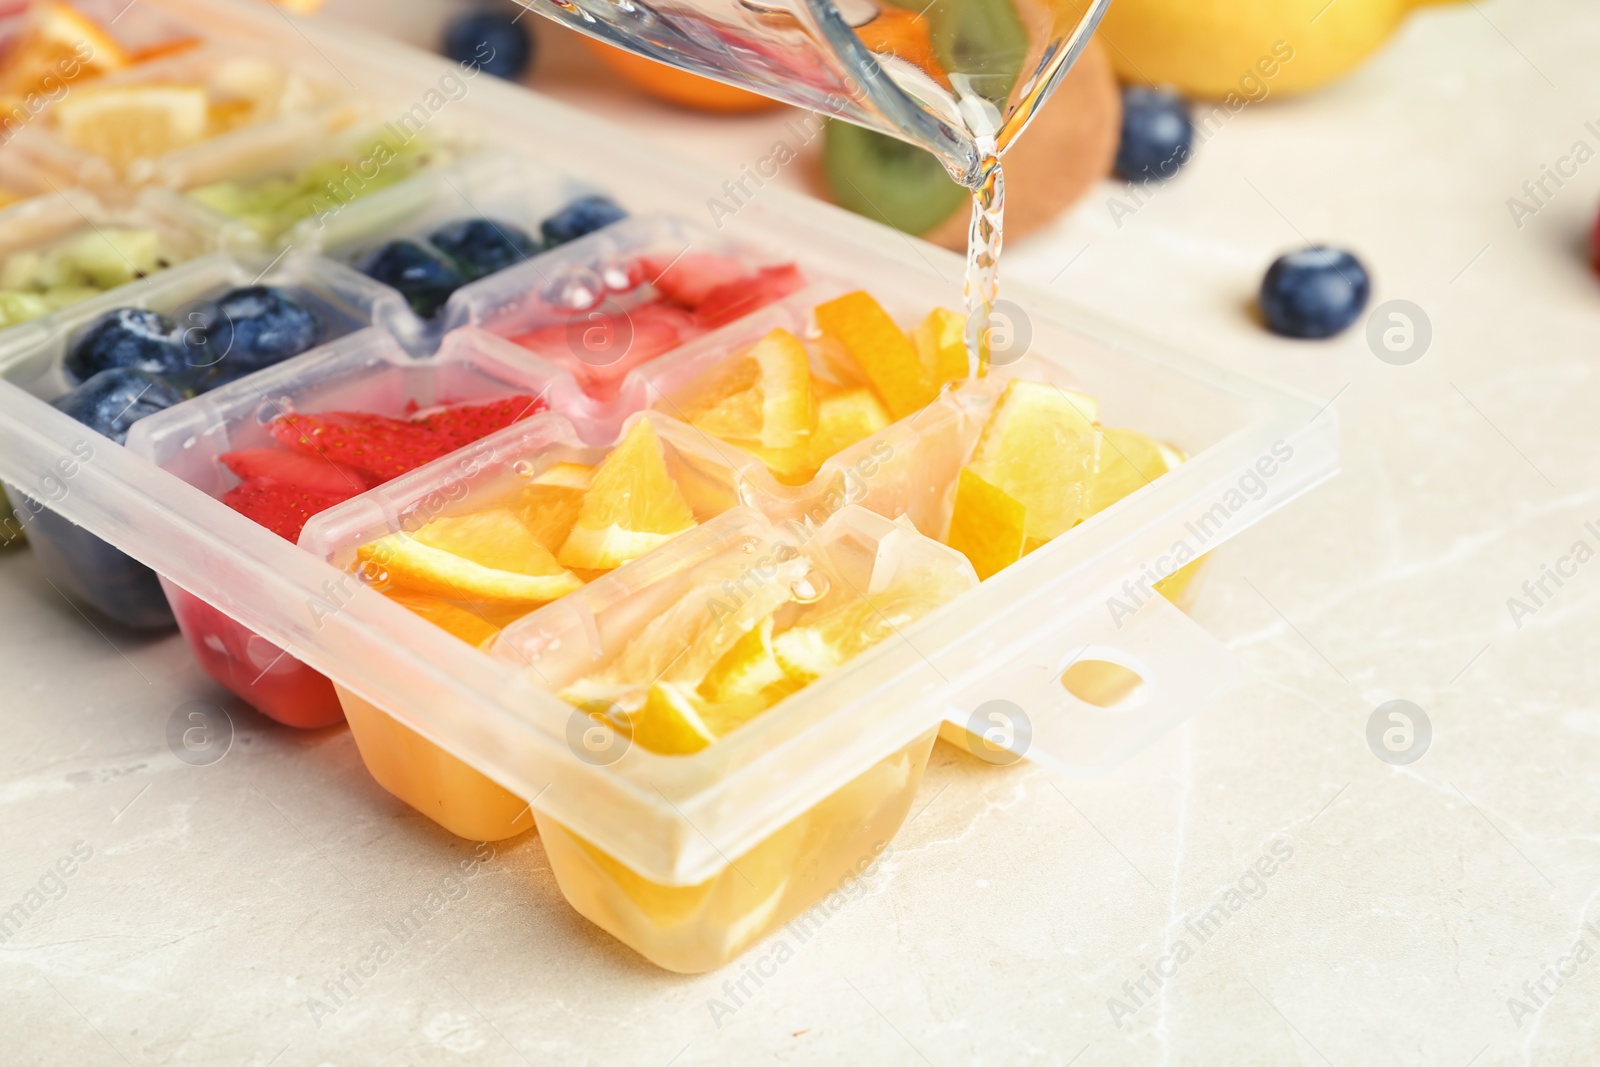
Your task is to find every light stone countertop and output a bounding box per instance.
[5,1,1600,1064]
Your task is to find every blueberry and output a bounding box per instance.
[191,286,322,386]
[357,239,467,319]
[1259,246,1372,340]
[64,308,190,386]
[1115,87,1194,183]
[53,368,183,444]
[442,10,533,81]
[428,217,541,281]
[541,195,627,247]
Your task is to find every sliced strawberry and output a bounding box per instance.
[222,479,351,543]
[221,448,374,496]
[512,304,695,368]
[694,263,805,328]
[640,252,754,308]
[417,393,545,451]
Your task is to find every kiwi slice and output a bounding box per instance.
[883,0,1029,104]
[822,120,967,235]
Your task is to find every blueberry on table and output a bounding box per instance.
[1259,246,1371,340]
[429,217,541,280]
[541,196,627,248]
[443,10,533,81]
[1116,86,1194,183]
[63,308,190,386]
[192,286,322,386]
[357,239,467,319]
[53,368,183,444]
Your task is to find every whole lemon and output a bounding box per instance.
[1097,0,1462,99]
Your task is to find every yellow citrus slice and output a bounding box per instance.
[515,463,593,554]
[698,615,789,704]
[814,290,933,420]
[946,465,1028,580]
[772,574,959,685]
[557,418,697,570]
[912,307,970,390]
[1087,426,1170,516]
[0,3,127,98]
[361,508,583,604]
[970,379,1098,547]
[629,681,717,756]
[54,84,210,166]
[746,386,891,485]
[674,328,816,449]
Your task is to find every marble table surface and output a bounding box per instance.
[6,0,1600,1063]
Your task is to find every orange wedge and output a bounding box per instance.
[814,290,933,420]
[0,3,127,99]
[969,379,1098,547]
[383,589,517,648]
[946,465,1028,580]
[54,84,210,166]
[746,386,890,485]
[911,307,970,390]
[361,508,583,604]
[698,615,789,705]
[673,328,816,449]
[629,682,718,756]
[558,418,696,570]
[516,463,593,553]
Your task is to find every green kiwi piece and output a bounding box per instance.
[822,120,967,235]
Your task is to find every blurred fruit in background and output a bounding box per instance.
[1098,0,1465,99]
[820,37,1120,251]
[442,8,534,80]
[581,39,781,113]
[1115,86,1193,183]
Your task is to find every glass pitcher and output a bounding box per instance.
[513,0,1111,189]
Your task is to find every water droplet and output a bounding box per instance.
[513,459,535,478]
[359,566,389,587]
[544,267,604,311]
[600,259,636,292]
[791,572,829,603]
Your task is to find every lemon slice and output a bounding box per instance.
[912,307,970,390]
[746,386,890,485]
[946,465,1028,580]
[630,682,717,755]
[1088,426,1170,516]
[54,84,211,166]
[970,379,1098,547]
[698,615,788,704]
[675,328,816,449]
[814,290,933,420]
[534,462,594,489]
[361,509,583,604]
[558,418,696,570]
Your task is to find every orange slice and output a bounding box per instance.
[814,290,933,420]
[673,328,816,449]
[54,84,210,166]
[629,682,717,756]
[361,508,583,604]
[557,418,696,570]
[969,379,1098,547]
[0,3,127,98]
[911,307,970,390]
[746,386,890,485]
[384,589,514,648]
[698,615,789,704]
[946,465,1028,580]
[516,463,593,553]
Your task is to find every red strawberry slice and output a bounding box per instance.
[221,448,374,496]
[416,393,546,451]
[221,480,351,543]
[694,263,804,328]
[512,304,695,369]
[640,252,754,308]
